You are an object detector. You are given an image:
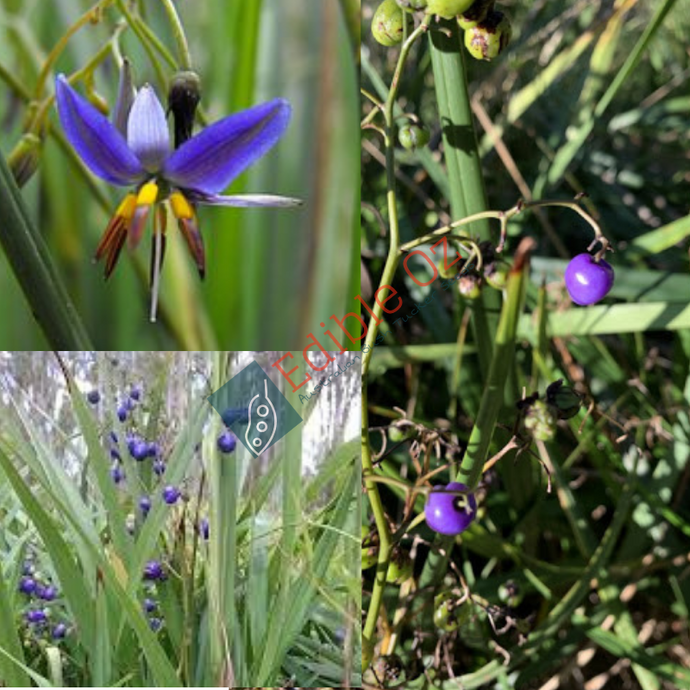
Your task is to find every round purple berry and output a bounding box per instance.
[26,609,46,624]
[217,432,236,454]
[130,384,142,401]
[199,518,209,541]
[143,560,165,581]
[117,405,128,422]
[110,447,122,461]
[152,459,166,476]
[424,482,477,536]
[19,577,37,595]
[87,390,100,404]
[52,623,67,639]
[564,253,614,306]
[143,598,157,613]
[162,486,181,505]
[149,617,162,632]
[139,495,152,516]
[39,585,58,601]
[110,465,125,484]
[146,441,161,458]
[130,440,149,462]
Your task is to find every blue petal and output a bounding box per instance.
[112,58,136,137]
[163,99,291,194]
[127,84,170,172]
[55,75,145,186]
[190,192,303,208]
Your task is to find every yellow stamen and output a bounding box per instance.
[136,181,158,206]
[170,191,194,219]
[115,193,137,220]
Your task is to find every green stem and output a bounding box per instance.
[159,0,193,69]
[0,151,92,348]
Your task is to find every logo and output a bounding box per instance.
[207,360,302,456]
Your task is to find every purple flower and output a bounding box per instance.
[162,485,181,505]
[217,431,236,454]
[25,609,46,624]
[38,585,58,601]
[130,384,142,400]
[139,495,152,516]
[52,623,68,639]
[152,459,166,476]
[110,465,125,484]
[117,404,128,422]
[146,441,161,458]
[143,560,165,581]
[55,73,300,321]
[18,577,37,595]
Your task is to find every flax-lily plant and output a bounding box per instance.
[55,64,301,321]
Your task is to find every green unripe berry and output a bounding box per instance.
[458,273,481,299]
[484,261,508,290]
[457,0,494,29]
[546,379,583,420]
[398,123,430,151]
[372,0,412,46]
[388,425,412,443]
[464,10,512,61]
[433,591,472,631]
[395,0,429,11]
[498,580,523,607]
[362,525,379,570]
[386,550,413,584]
[427,0,475,19]
[524,399,556,442]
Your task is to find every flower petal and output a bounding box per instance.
[163,99,291,194]
[55,74,145,186]
[127,84,170,172]
[112,58,136,137]
[189,192,303,208]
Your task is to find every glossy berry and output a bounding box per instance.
[38,585,58,601]
[152,459,166,476]
[372,0,411,47]
[139,495,152,516]
[146,441,161,458]
[217,431,236,454]
[130,384,142,401]
[425,482,477,535]
[25,609,46,624]
[18,577,37,595]
[398,123,430,151]
[130,439,149,461]
[162,485,181,505]
[199,518,210,541]
[52,623,68,639]
[465,10,512,61]
[117,405,128,422]
[426,0,474,19]
[87,390,100,404]
[143,598,157,613]
[110,465,125,484]
[143,560,165,581]
[564,253,614,306]
[149,617,163,632]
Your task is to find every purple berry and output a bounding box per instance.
[162,486,181,505]
[425,482,477,536]
[143,561,165,581]
[130,440,149,461]
[146,441,161,458]
[143,598,157,613]
[199,518,209,541]
[110,465,125,484]
[39,585,58,601]
[25,609,46,624]
[87,390,100,404]
[139,496,152,516]
[117,405,128,422]
[130,384,142,401]
[19,577,37,595]
[110,431,119,443]
[152,459,166,476]
[149,617,162,632]
[217,432,236,454]
[110,447,121,461]
[52,623,67,639]
[564,253,614,306]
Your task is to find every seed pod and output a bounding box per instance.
[361,525,379,570]
[8,133,41,187]
[398,123,430,151]
[372,0,412,47]
[395,0,429,11]
[426,0,475,19]
[464,9,512,61]
[546,379,584,420]
[168,71,201,148]
[457,0,494,29]
[524,399,556,442]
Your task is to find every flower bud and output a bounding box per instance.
[8,133,41,187]
[546,379,583,420]
[398,123,430,151]
[426,0,474,19]
[457,0,494,29]
[524,399,556,442]
[464,9,512,61]
[168,70,201,148]
[372,0,412,46]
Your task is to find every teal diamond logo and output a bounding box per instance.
[207,360,302,456]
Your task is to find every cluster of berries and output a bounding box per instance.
[18,561,67,641]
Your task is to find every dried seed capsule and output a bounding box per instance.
[372,0,412,46]
[427,0,475,19]
[457,0,494,29]
[464,9,512,61]
[398,123,430,150]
